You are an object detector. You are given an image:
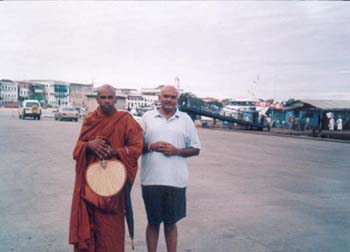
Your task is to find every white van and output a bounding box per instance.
[18,100,42,120]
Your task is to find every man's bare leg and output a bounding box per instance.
[146,224,160,252]
[164,223,177,252]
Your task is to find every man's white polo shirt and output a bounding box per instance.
[140,109,201,188]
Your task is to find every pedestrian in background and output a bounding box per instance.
[329,116,335,131]
[140,85,201,252]
[304,117,310,131]
[265,116,271,131]
[288,116,294,130]
[336,117,343,131]
[69,85,143,252]
[294,116,301,131]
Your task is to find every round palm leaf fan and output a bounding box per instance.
[86,159,127,197]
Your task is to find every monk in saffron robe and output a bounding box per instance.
[69,85,143,252]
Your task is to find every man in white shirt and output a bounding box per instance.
[140,85,200,252]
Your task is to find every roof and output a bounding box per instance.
[301,100,350,110]
[70,83,93,87]
[270,99,350,111]
[127,95,143,99]
[0,79,14,83]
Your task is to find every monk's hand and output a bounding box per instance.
[105,146,118,159]
[157,142,179,156]
[86,138,111,159]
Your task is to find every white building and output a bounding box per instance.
[0,79,18,106]
[69,82,94,108]
[126,95,142,109]
[18,81,31,102]
[126,95,158,110]
[141,87,162,96]
[30,80,70,106]
[114,87,158,110]
[115,88,139,97]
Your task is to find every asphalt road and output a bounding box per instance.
[0,114,349,252]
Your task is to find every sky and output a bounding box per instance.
[1,2,350,101]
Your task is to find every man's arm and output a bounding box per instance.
[174,147,200,157]
[143,141,169,154]
[148,141,200,157]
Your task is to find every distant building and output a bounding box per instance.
[115,87,158,109]
[69,82,94,108]
[115,88,139,96]
[0,79,18,107]
[18,81,31,102]
[86,94,98,113]
[116,95,127,110]
[29,83,45,105]
[14,81,45,105]
[142,95,159,108]
[127,95,144,109]
[269,99,350,130]
[141,87,162,96]
[126,94,158,110]
[30,80,70,106]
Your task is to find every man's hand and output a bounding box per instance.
[149,141,200,157]
[150,141,178,156]
[86,138,117,159]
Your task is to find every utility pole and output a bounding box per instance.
[175,76,180,90]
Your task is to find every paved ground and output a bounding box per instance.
[0,113,349,252]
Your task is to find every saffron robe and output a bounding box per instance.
[69,108,143,252]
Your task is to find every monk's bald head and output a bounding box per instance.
[97,85,116,97]
[160,85,179,98]
[96,85,117,115]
